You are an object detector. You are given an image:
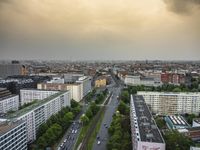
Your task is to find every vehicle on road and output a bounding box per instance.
[75,129,77,133]
[97,140,101,145]
[72,129,74,133]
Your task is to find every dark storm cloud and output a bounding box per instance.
[164,0,200,14]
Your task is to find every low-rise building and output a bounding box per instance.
[165,115,190,129]
[95,77,107,87]
[130,95,165,150]
[0,120,27,150]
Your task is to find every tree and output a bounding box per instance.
[164,131,194,150]
[155,117,166,129]
[85,108,93,119]
[173,87,182,92]
[71,100,79,108]
[121,91,129,103]
[37,136,47,149]
[80,114,89,125]
[90,102,99,115]
[118,101,129,115]
[37,123,48,138]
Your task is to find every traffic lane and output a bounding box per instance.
[92,89,120,150]
[59,122,80,150]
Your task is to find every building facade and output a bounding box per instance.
[130,95,165,150]
[76,76,92,97]
[37,83,82,102]
[0,88,19,113]
[0,120,27,150]
[125,75,162,87]
[137,91,200,115]
[20,89,58,106]
[5,91,70,142]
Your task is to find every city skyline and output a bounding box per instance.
[0,0,200,60]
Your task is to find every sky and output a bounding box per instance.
[0,0,200,60]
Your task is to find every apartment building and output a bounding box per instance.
[76,76,92,97]
[0,120,27,150]
[130,95,165,150]
[0,88,19,113]
[4,91,70,142]
[137,91,200,115]
[37,83,82,102]
[20,89,58,106]
[125,75,162,87]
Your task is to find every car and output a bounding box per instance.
[105,125,108,128]
[75,130,77,133]
[60,143,64,147]
[72,130,74,133]
[97,140,101,145]
[104,123,106,126]
[97,136,100,140]
[64,139,67,143]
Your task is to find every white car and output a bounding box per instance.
[64,139,67,143]
[75,130,77,133]
[72,129,74,133]
[97,140,101,145]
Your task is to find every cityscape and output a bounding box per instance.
[0,0,200,150]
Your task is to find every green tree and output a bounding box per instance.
[121,91,129,103]
[164,131,194,150]
[80,114,89,126]
[173,87,182,92]
[37,136,47,149]
[85,108,93,119]
[71,100,79,108]
[118,101,129,115]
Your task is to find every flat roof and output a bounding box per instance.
[0,120,25,136]
[20,88,60,92]
[131,95,165,143]
[4,91,67,119]
[166,115,189,126]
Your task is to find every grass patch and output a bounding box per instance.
[87,108,105,150]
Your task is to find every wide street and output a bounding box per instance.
[92,86,121,150]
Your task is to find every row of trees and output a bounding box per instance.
[95,89,108,104]
[80,102,100,126]
[32,100,81,149]
[107,91,132,150]
[127,82,200,95]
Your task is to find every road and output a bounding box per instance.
[92,86,121,150]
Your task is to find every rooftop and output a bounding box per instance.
[131,95,165,143]
[4,91,67,119]
[0,120,25,136]
[166,115,189,127]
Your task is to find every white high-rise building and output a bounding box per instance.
[6,91,70,142]
[20,89,59,106]
[0,120,27,150]
[0,95,19,113]
[76,76,92,97]
[137,91,200,115]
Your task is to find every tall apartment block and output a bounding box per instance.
[0,120,27,150]
[0,88,19,113]
[2,91,70,143]
[130,95,165,150]
[137,91,200,115]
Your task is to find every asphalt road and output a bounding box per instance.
[92,86,121,150]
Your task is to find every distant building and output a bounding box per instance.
[0,62,27,79]
[37,83,83,102]
[95,76,107,88]
[130,95,165,150]
[47,77,64,84]
[0,75,50,94]
[0,120,27,150]
[165,115,190,129]
[76,76,92,97]
[124,75,162,87]
[20,89,59,106]
[137,91,200,115]
[0,88,19,113]
[2,91,70,143]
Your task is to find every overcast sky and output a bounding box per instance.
[0,0,200,60]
